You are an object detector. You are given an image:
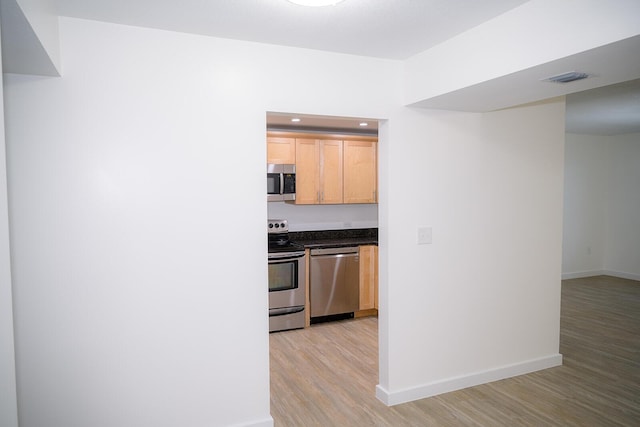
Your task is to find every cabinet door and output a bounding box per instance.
[373,245,378,309]
[359,245,378,311]
[319,139,343,204]
[267,137,296,164]
[344,140,377,204]
[295,139,320,204]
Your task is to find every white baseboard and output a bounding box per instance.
[601,270,640,281]
[376,353,563,406]
[230,417,273,427]
[562,270,640,281]
[562,270,605,280]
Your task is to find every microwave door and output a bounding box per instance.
[267,165,284,202]
[268,164,295,202]
[267,174,284,201]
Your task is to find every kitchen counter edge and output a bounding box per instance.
[289,228,378,250]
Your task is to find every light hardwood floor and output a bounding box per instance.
[270,275,640,426]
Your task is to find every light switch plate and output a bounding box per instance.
[417,227,432,245]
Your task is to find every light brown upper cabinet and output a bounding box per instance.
[295,138,343,204]
[268,131,378,205]
[319,140,343,204]
[343,140,377,204]
[267,136,296,164]
[295,138,320,204]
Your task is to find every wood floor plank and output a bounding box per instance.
[270,275,640,426]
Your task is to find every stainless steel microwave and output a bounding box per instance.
[267,164,296,202]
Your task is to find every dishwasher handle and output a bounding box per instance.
[310,246,359,256]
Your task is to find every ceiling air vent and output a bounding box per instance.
[543,71,590,84]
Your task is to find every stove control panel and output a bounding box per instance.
[268,219,289,233]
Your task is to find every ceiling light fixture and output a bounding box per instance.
[287,0,345,7]
[359,122,368,127]
[291,118,301,122]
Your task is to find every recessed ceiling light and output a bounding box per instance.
[288,0,345,6]
[359,122,368,127]
[291,118,301,123]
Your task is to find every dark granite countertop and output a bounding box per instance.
[289,228,377,249]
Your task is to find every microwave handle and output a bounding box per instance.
[280,173,285,195]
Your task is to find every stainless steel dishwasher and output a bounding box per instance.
[309,246,359,318]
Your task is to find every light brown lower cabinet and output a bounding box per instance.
[358,245,378,314]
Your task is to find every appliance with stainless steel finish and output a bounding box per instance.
[268,219,306,332]
[267,164,296,202]
[309,246,359,318]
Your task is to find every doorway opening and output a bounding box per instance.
[265,111,381,423]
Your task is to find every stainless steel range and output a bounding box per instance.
[268,219,306,332]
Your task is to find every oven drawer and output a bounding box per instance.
[269,306,305,332]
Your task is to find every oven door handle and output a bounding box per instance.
[268,252,305,261]
[269,306,304,317]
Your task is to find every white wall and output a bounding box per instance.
[0,20,19,427]
[563,133,640,280]
[562,134,608,276]
[4,16,566,427]
[604,133,640,278]
[15,0,60,70]
[0,0,61,75]
[378,99,564,404]
[3,17,399,427]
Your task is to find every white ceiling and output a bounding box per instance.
[35,0,640,135]
[54,0,529,60]
[267,112,379,134]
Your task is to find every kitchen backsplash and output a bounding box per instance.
[267,201,378,231]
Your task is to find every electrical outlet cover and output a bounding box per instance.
[417,227,432,244]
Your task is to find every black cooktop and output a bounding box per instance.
[268,235,304,253]
[267,219,304,253]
